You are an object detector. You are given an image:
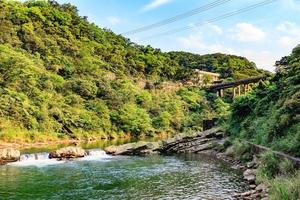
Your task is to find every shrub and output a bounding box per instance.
[257,151,280,179]
[232,140,252,162]
[279,158,295,176]
[153,111,172,129]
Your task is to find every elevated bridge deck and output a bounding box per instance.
[208,76,266,91]
[207,76,266,97]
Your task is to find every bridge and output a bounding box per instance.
[207,76,266,97]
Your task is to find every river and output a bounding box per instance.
[0,144,249,200]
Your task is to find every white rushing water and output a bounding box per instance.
[8,149,111,167]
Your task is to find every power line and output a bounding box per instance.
[122,0,234,35]
[142,0,278,40]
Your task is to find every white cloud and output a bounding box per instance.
[234,23,266,42]
[142,0,172,11]
[276,21,300,34]
[210,24,223,35]
[276,21,300,48]
[177,32,235,55]
[279,36,294,46]
[106,16,121,25]
[282,0,300,11]
[239,50,276,71]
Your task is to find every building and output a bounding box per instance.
[193,69,221,85]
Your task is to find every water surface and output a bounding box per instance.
[0,151,248,200]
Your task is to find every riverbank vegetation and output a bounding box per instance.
[226,45,300,199]
[227,45,300,157]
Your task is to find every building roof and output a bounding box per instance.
[194,69,220,77]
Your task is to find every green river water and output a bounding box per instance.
[0,141,249,200]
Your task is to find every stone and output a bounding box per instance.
[246,161,256,168]
[197,127,222,138]
[233,192,241,197]
[245,175,256,183]
[104,142,162,156]
[250,184,257,189]
[0,148,20,164]
[240,191,252,197]
[162,137,178,146]
[256,184,267,192]
[49,146,86,159]
[104,145,118,155]
[194,141,217,153]
[243,169,256,183]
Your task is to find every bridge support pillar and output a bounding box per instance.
[233,87,237,97]
[238,85,241,96]
[217,89,224,97]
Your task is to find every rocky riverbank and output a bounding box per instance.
[104,128,269,200]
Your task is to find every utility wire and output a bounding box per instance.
[122,0,234,35]
[142,0,278,40]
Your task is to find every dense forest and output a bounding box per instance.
[0,0,266,142]
[168,51,270,80]
[227,45,300,157]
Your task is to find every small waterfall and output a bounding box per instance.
[87,149,108,157]
[82,149,111,161]
[8,149,111,167]
[10,152,65,167]
[20,152,49,162]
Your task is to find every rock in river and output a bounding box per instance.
[105,141,162,155]
[0,148,20,164]
[49,146,86,159]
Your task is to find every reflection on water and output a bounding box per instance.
[0,152,249,200]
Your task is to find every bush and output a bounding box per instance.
[153,111,172,129]
[232,140,252,162]
[279,158,295,176]
[257,151,280,179]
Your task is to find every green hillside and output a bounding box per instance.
[227,45,300,157]
[0,0,266,142]
[168,51,271,80]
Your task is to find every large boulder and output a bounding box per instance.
[49,146,86,159]
[105,141,161,155]
[0,148,20,164]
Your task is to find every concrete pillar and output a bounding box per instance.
[218,89,224,97]
[233,87,236,97]
[238,85,241,96]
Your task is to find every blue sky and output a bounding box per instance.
[55,0,300,71]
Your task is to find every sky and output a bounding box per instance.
[55,0,300,71]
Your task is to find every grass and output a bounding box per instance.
[269,171,300,200]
